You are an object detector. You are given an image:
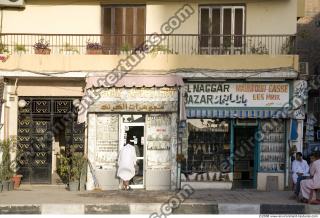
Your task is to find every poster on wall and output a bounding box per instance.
[95,114,119,169]
[146,114,172,169]
[186,83,290,108]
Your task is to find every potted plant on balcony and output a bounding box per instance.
[86,41,103,55]
[0,42,10,62]
[14,44,27,54]
[149,45,172,57]
[59,43,79,55]
[33,39,51,55]
[0,139,14,191]
[0,42,9,54]
[120,43,132,55]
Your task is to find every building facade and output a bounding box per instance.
[0,0,304,191]
[297,0,320,156]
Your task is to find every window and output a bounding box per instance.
[102,5,146,54]
[199,6,245,54]
[181,119,231,183]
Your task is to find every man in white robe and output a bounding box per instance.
[117,138,137,190]
[292,152,309,196]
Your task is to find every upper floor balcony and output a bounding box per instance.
[0,33,299,78]
[1,33,295,56]
[0,1,299,76]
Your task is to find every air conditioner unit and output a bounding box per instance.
[299,62,309,76]
[0,0,25,8]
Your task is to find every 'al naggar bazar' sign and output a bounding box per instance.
[186,83,290,108]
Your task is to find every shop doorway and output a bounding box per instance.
[17,97,85,184]
[120,115,145,189]
[233,126,257,189]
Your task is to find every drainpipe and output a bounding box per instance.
[285,119,292,189]
[176,86,181,190]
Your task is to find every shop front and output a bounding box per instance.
[180,81,293,190]
[6,78,85,184]
[84,75,182,191]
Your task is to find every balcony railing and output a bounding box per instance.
[0,33,296,56]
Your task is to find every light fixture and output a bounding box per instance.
[18,99,27,108]
[73,99,80,107]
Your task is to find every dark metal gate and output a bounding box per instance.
[17,97,85,184]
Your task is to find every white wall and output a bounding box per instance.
[2,5,101,34]
[1,1,297,35]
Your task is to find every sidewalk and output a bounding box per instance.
[0,185,319,214]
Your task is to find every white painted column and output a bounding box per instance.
[86,113,96,191]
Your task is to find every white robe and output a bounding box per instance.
[291,159,309,184]
[117,144,137,181]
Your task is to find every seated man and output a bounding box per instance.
[292,152,309,197]
[300,152,320,203]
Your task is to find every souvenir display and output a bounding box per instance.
[260,121,286,172]
[181,119,230,182]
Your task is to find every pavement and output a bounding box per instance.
[0,185,319,214]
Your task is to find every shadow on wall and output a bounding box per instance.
[297,12,320,125]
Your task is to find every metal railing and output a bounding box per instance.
[0,33,296,56]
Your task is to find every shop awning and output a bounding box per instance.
[85,74,184,89]
[78,75,184,124]
[187,108,289,119]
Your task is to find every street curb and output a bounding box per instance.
[260,204,305,214]
[42,204,85,214]
[0,205,41,214]
[218,204,260,214]
[0,203,314,214]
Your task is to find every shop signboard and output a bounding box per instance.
[89,87,178,112]
[186,83,290,108]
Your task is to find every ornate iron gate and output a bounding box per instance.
[17,97,85,184]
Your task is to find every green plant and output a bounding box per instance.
[150,45,172,54]
[0,43,9,54]
[250,41,269,55]
[57,155,70,184]
[70,152,87,182]
[59,43,79,54]
[0,140,14,181]
[120,43,132,54]
[14,44,27,53]
[57,145,87,184]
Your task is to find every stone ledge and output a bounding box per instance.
[0,205,41,214]
[85,204,130,214]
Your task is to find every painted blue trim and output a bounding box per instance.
[230,119,235,173]
[258,171,285,173]
[254,122,260,189]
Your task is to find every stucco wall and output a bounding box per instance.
[2,0,297,35]
[0,54,299,73]
[2,5,101,34]
[246,0,297,34]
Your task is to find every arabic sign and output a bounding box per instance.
[186,83,290,108]
[90,87,178,112]
[95,114,119,169]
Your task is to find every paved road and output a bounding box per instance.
[0,185,301,205]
